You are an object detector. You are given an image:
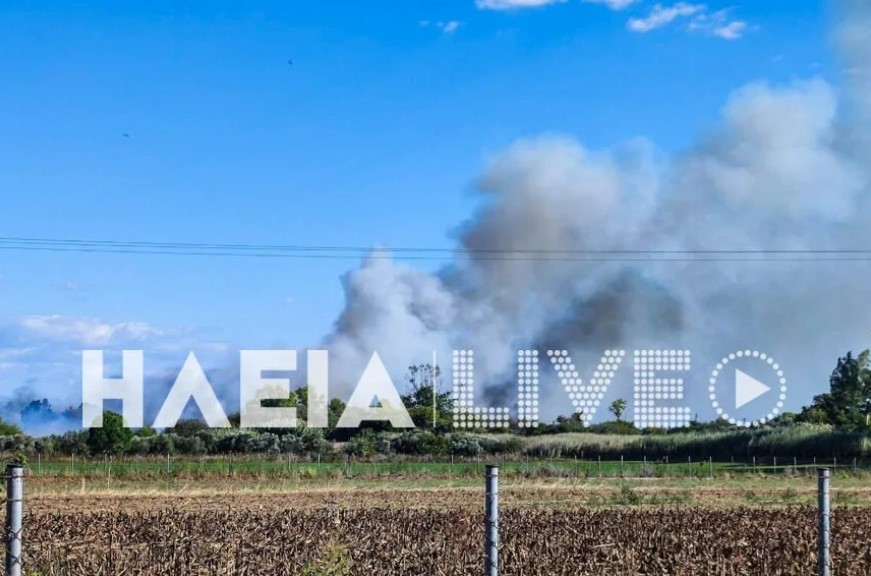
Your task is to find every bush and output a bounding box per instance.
[214,430,260,453]
[477,435,524,455]
[171,434,207,455]
[374,433,394,455]
[391,431,451,455]
[128,436,152,455]
[0,419,23,437]
[148,433,176,456]
[344,431,377,457]
[278,428,334,456]
[55,430,89,455]
[0,435,32,453]
[33,437,57,455]
[587,421,640,436]
[450,434,483,457]
[253,433,281,455]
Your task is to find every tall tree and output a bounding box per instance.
[402,364,453,429]
[609,399,628,422]
[86,411,133,455]
[799,350,871,429]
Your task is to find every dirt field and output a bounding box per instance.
[13,476,871,575]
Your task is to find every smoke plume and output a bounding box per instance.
[323,0,871,421]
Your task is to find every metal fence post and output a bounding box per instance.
[5,463,24,576]
[818,468,831,576]
[485,465,499,576]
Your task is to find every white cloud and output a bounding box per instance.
[441,20,462,33]
[627,3,749,39]
[420,19,464,34]
[0,348,35,361]
[583,0,639,10]
[475,0,568,11]
[713,20,747,39]
[54,280,88,291]
[18,315,163,346]
[0,314,232,423]
[689,9,748,40]
[627,2,705,33]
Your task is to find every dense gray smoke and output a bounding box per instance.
[838,0,871,125]
[325,0,871,420]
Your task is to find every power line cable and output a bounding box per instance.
[1,236,870,262]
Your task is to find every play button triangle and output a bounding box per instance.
[735,369,770,409]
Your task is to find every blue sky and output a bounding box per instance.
[0,0,853,425]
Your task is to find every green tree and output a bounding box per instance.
[798,350,871,429]
[86,411,133,455]
[402,364,453,429]
[343,430,377,457]
[135,426,157,438]
[0,417,23,436]
[168,419,209,437]
[328,398,347,427]
[609,399,628,422]
[262,390,298,409]
[553,412,587,433]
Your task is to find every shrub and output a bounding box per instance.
[172,434,207,455]
[450,434,483,457]
[344,431,377,457]
[391,430,451,455]
[478,435,524,455]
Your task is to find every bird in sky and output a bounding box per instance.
[122,133,130,138]
[287,58,294,66]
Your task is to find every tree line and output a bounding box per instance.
[0,347,867,459]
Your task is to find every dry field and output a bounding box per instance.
[13,476,871,575]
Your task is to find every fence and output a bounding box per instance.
[3,464,22,576]
[9,452,869,480]
[0,462,841,576]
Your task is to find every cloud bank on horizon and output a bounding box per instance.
[0,315,231,433]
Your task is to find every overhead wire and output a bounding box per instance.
[1,236,870,262]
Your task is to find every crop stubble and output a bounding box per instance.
[16,494,871,576]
